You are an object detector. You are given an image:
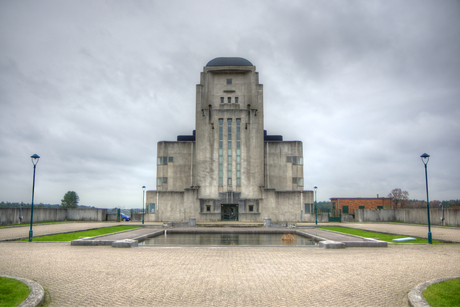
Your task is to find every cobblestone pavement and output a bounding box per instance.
[1,242,459,306]
[332,223,460,243]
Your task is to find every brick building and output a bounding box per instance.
[330,198,392,216]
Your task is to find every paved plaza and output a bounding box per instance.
[0,222,459,306]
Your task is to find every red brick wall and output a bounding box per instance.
[331,198,391,215]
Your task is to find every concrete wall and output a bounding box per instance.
[355,208,460,227]
[303,213,329,223]
[0,208,108,225]
[265,141,304,191]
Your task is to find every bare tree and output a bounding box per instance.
[387,189,410,208]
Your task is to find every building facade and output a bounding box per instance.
[330,197,392,216]
[145,57,313,222]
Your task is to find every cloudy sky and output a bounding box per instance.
[1,0,459,208]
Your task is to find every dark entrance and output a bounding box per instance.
[221,204,238,221]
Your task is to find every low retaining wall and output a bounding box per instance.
[0,208,108,225]
[355,208,460,227]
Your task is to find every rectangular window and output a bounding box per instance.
[377,206,383,209]
[236,178,241,186]
[292,156,297,164]
[228,134,232,140]
[219,156,223,162]
[228,97,231,103]
[235,97,238,103]
[228,149,232,155]
[228,171,232,178]
[236,156,240,162]
[220,97,224,103]
[206,205,211,212]
[219,178,223,186]
[157,178,162,186]
[237,141,240,148]
[227,79,232,84]
[286,156,292,163]
[305,204,311,214]
[359,206,365,209]
[168,157,173,163]
[150,203,155,213]
[237,164,241,171]
[228,141,232,148]
[228,156,232,162]
[158,157,168,165]
[236,171,241,178]
[236,149,240,155]
[249,205,254,212]
[219,164,223,170]
[219,149,223,155]
[162,177,167,183]
[228,178,232,185]
[343,206,349,214]
[228,164,232,170]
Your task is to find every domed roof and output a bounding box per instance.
[206,57,253,67]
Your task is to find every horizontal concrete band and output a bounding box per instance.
[0,275,44,307]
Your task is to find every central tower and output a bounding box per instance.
[195,57,264,199]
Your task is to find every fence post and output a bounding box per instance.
[117,208,120,222]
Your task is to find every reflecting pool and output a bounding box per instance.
[139,233,318,246]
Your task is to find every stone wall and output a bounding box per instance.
[355,208,460,227]
[0,208,108,225]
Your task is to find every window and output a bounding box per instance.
[305,204,311,214]
[163,177,168,183]
[157,177,167,186]
[158,156,168,165]
[220,97,224,103]
[235,97,238,103]
[359,206,365,209]
[377,206,383,209]
[343,206,349,214]
[218,119,223,185]
[227,78,232,84]
[228,97,231,103]
[292,177,303,185]
[206,205,211,212]
[168,157,173,163]
[249,205,254,212]
[286,156,303,165]
[150,203,155,213]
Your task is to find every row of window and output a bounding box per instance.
[158,156,173,165]
[221,97,239,104]
[292,177,304,186]
[286,156,303,165]
[157,177,167,186]
[205,204,254,212]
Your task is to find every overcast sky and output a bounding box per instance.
[1,0,459,208]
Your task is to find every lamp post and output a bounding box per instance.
[421,153,432,244]
[314,186,318,225]
[142,186,146,225]
[29,154,40,242]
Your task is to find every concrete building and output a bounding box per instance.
[330,197,392,216]
[145,57,313,222]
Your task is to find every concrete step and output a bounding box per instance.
[196,222,263,228]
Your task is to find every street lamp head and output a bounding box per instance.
[30,154,40,165]
[314,186,317,191]
[420,153,430,165]
[142,186,146,191]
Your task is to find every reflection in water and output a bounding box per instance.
[139,233,317,246]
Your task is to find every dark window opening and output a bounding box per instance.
[249,205,254,212]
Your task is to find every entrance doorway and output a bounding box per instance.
[221,204,238,221]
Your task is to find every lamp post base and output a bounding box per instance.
[28,230,33,242]
[428,232,432,244]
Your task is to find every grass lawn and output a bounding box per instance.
[22,226,140,242]
[318,226,441,243]
[424,278,460,307]
[0,276,30,307]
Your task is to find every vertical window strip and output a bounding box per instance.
[219,119,223,185]
[227,119,232,185]
[236,119,241,186]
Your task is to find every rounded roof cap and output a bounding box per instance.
[206,57,253,67]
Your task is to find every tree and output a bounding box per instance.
[387,189,409,208]
[61,191,79,208]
